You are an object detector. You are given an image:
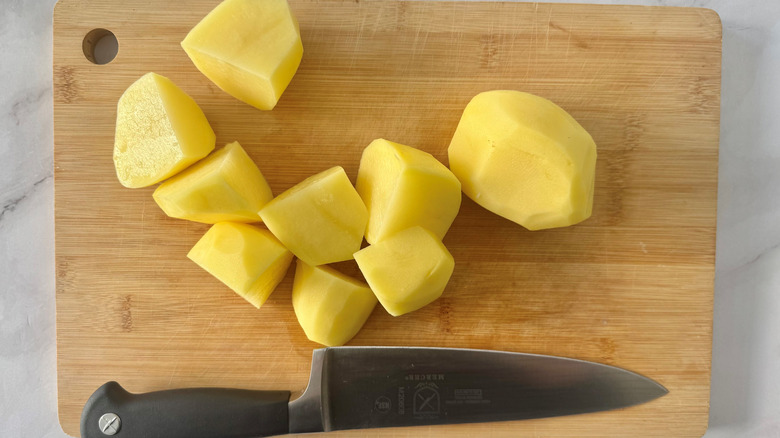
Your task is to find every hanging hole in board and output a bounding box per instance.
[83,29,118,65]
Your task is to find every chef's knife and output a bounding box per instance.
[81,346,667,438]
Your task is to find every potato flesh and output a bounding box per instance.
[113,72,215,188]
[153,141,273,223]
[259,166,368,266]
[187,222,293,308]
[448,90,597,230]
[181,0,303,110]
[292,260,377,346]
[354,226,454,316]
[356,139,461,244]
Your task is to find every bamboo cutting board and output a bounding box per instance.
[53,1,721,436]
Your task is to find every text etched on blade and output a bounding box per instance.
[390,373,491,419]
[446,388,491,405]
[374,396,391,413]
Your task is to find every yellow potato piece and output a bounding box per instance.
[188,222,293,308]
[292,259,377,346]
[354,226,454,317]
[356,139,462,244]
[113,72,215,188]
[153,141,273,223]
[259,166,368,266]
[448,90,597,230]
[181,0,303,110]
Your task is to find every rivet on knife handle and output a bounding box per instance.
[97,413,120,435]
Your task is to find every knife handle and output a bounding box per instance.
[80,381,291,438]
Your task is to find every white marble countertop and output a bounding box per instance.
[1,0,778,436]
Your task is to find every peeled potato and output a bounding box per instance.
[354,226,454,316]
[448,90,597,230]
[181,0,303,110]
[113,72,215,188]
[187,222,293,308]
[356,139,461,244]
[259,166,368,266]
[292,259,377,346]
[153,141,273,224]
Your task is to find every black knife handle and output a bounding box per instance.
[81,381,290,438]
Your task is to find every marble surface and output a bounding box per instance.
[1,0,778,436]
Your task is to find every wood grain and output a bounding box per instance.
[53,1,721,436]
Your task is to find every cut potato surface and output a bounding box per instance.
[448,90,597,230]
[292,260,377,346]
[181,0,303,110]
[259,166,368,266]
[114,72,215,188]
[354,226,454,317]
[356,139,461,244]
[153,141,273,223]
[188,222,293,308]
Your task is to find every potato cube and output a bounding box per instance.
[259,166,368,266]
[354,226,454,316]
[181,0,303,110]
[356,139,461,244]
[187,222,293,308]
[153,141,273,224]
[448,90,597,230]
[292,259,377,346]
[114,72,215,188]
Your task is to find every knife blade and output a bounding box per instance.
[80,346,667,438]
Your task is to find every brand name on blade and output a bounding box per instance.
[405,373,445,381]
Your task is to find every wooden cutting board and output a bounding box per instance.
[53,0,721,436]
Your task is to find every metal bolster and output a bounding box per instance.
[288,348,327,433]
